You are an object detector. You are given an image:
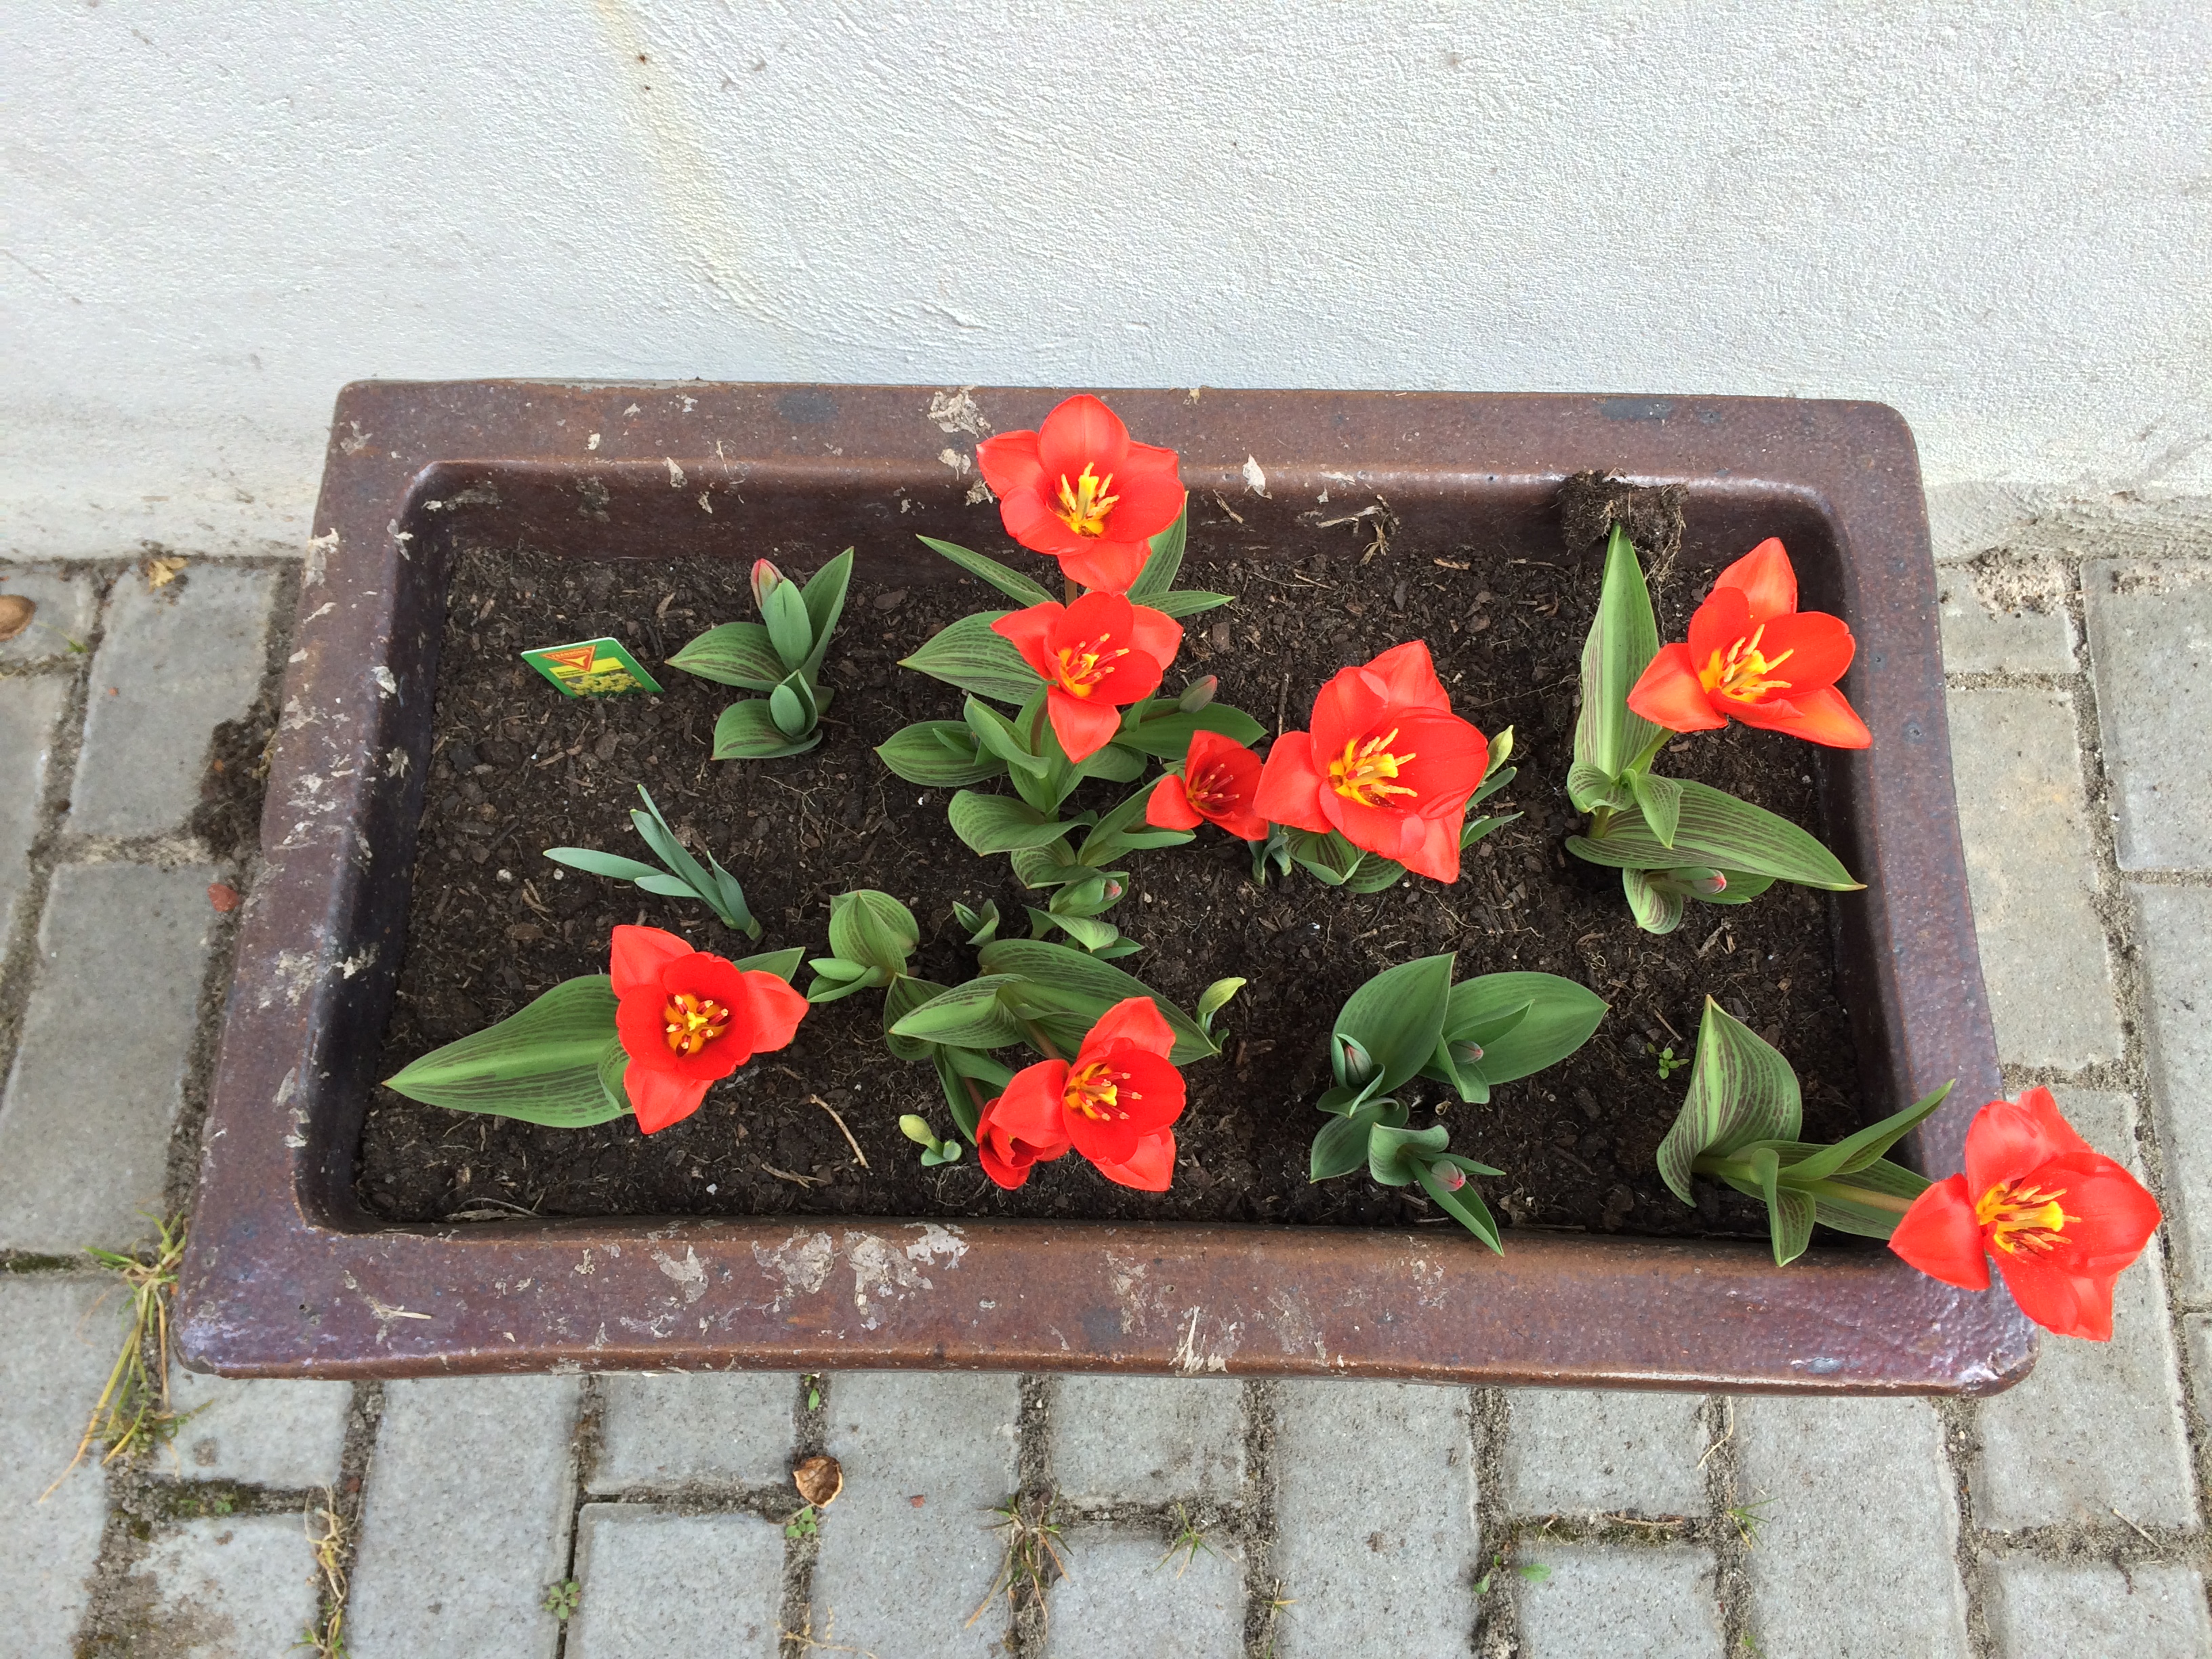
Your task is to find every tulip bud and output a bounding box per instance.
[750,558,787,611]
[1337,1036,1376,1086]
[1433,1162,1468,1192]
[898,1115,937,1149]
[1451,1041,1485,1066]
[1177,676,1218,713]
[1101,881,1124,903]
[1689,870,1729,897]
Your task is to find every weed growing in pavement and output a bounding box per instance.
[296,1491,351,1658]
[542,1578,581,1620]
[1158,1501,1219,1578]
[1473,1549,1552,1595]
[968,1491,1067,1631]
[1727,1497,1774,1548]
[43,1212,190,1500]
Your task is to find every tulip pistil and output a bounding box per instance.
[1328,729,1419,808]
[1053,632,1129,699]
[1975,1179,2076,1257]
[1063,1059,1134,1122]
[1700,624,1796,702]
[1185,762,1235,814]
[1054,465,1120,537]
[661,991,732,1058]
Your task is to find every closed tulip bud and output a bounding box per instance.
[1689,869,1729,897]
[898,1114,938,1149]
[1433,1162,1468,1191]
[750,558,787,610]
[1337,1035,1376,1086]
[1178,676,1218,713]
[1451,1040,1486,1066]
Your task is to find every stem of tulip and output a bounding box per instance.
[1064,575,1079,605]
[1020,1019,1065,1061]
[1809,1181,1914,1215]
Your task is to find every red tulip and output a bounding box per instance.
[1625,538,1871,749]
[975,395,1185,593]
[991,591,1183,763]
[1147,729,1267,841]
[1253,641,1491,882]
[1889,1086,2161,1340]
[975,997,1185,1192]
[609,925,809,1133]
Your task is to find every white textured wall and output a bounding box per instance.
[4,1,2207,556]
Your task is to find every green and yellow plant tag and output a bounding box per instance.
[520,636,663,697]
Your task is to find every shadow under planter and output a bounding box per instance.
[176,381,2033,1393]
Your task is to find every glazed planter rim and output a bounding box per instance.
[176,380,2033,1395]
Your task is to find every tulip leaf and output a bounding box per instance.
[1311,1097,1406,1182]
[1009,840,1084,890]
[1146,590,1235,619]
[382,977,629,1126]
[901,611,1040,704]
[1286,828,1365,886]
[1565,779,1861,891]
[1622,867,1685,935]
[1195,977,1246,1034]
[711,699,823,760]
[977,938,1218,1062]
[1413,1156,1504,1253]
[1796,1155,1931,1239]
[882,974,949,1061]
[1114,704,1266,759]
[1631,769,1682,847]
[733,946,805,981]
[947,791,1073,855]
[543,848,665,882]
[890,976,1030,1049]
[918,536,1057,608]
[876,721,1009,787]
[964,697,1050,778]
[1127,505,1189,598]
[1344,855,1407,893]
[1431,972,1607,1090]
[1576,525,1666,781]
[665,621,787,691]
[1369,1123,1451,1187]
[1717,1145,1817,1266]
[1076,787,1166,866]
[761,579,815,671]
[931,1044,1015,1141]
[1077,741,1147,784]
[828,889,918,976]
[1655,998,1803,1206]
[1566,760,1635,814]
[1765,1082,1953,1186]
[1046,912,1122,952]
[768,680,813,739]
[798,549,854,678]
[1335,954,1456,1094]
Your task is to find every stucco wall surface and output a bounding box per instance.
[3,0,2207,558]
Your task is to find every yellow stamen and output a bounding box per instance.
[1328,728,1419,809]
[661,991,732,1059]
[1063,1059,1136,1122]
[1975,1179,2076,1257]
[1054,464,1120,537]
[1699,623,1796,702]
[1052,631,1128,699]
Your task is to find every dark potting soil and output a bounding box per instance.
[357,518,1867,1242]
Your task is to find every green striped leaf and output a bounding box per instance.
[901,611,1039,703]
[1574,525,1665,779]
[1655,998,1802,1205]
[1565,779,1860,890]
[917,537,1057,607]
[382,977,628,1127]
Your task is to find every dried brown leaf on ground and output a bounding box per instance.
[0,594,33,641]
[794,1453,845,1507]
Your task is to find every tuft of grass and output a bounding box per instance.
[295,1492,351,1657]
[1727,1497,1774,1548]
[43,1214,190,1500]
[968,1491,1068,1631]
[1158,1502,1218,1578]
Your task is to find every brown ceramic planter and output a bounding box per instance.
[176,382,2033,1393]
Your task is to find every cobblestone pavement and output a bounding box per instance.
[2,494,2209,1656]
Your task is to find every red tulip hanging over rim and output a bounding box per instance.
[1626,538,1872,749]
[1254,640,1492,882]
[609,924,810,1133]
[975,997,1187,1192]
[1888,1086,2160,1340]
[991,591,1183,763]
[975,394,1186,594]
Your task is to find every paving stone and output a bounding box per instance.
[809,1372,1021,1659]
[1936,561,2075,674]
[567,1504,783,1659]
[1271,1380,1477,1659]
[1500,1389,1707,1517]
[590,1370,797,1492]
[1946,686,2122,1068]
[68,562,275,838]
[2135,885,2212,1297]
[134,1515,321,1658]
[1052,1375,1244,1506]
[0,564,102,666]
[0,1277,118,1656]
[168,1365,354,1490]
[1986,1561,2212,1658]
[0,861,217,1252]
[348,1374,580,1659]
[2085,560,2212,869]
[0,675,66,944]
[1734,1397,1969,1658]
[1516,1546,1724,1659]
[1045,1530,1244,1658]
[1973,1089,2194,1528]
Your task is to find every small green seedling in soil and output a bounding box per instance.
[785,1504,819,1541]
[1473,1551,1551,1594]
[899,1114,964,1166]
[668,551,855,758]
[1649,1042,1688,1080]
[1727,1497,1774,1548]
[1158,1502,1218,1578]
[804,1374,822,1412]
[542,1579,582,1620]
[544,783,760,937]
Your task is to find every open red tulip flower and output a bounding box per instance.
[975,997,1186,1193]
[991,590,1182,763]
[1889,1086,2161,1340]
[1625,537,1871,749]
[1254,641,1491,882]
[975,394,1186,593]
[1147,729,1267,841]
[609,924,810,1134]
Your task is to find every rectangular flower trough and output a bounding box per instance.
[176,381,2034,1392]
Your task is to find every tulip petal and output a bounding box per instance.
[1685,587,1757,688]
[1037,394,1130,485]
[1389,710,1491,813]
[1625,644,1728,733]
[991,1061,1073,1149]
[734,969,810,1059]
[1047,686,1126,762]
[1362,640,1452,712]
[1082,996,1177,1061]
[2034,1153,2163,1274]
[975,1129,1034,1190]
[1401,811,1464,882]
[1320,789,1423,865]
[1964,1086,2095,1197]
[1253,731,1332,833]
[623,1062,710,1134]
[1729,685,1872,750]
[1713,537,1798,622]
[1103,466,1187,541]
[1888,1174,1991,1290]
[1307,666,1392,759]
[1146,773,1204,830]
[609,924,692,998]
[1057,539,1151,594]
[996,485,1076,554]
[975,429,1044,500]
[1738,609,1854,695]
[991,602,1064,681]
[1092,1129,1175,1193]
[1994,1252,2104,1340]
[1126,603,1183,668]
